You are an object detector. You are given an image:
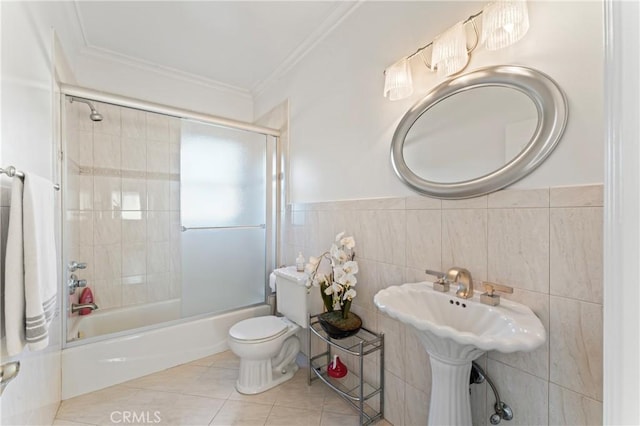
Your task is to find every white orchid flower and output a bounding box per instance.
[343,289,357,301]
[333,300,343,311]
[337,274,357,287]
[335,231,345,242]
[330,244,348,263]
[311,273,328,288]
[324,282,341,296]
[342,260,359,275]
[333,268,345,282]
[304,256,320,275]
[340,236,356,250]
[327,281,343,295]
[309,256,320,266]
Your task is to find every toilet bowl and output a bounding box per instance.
[227,266,322,394]
[228,315,300,394]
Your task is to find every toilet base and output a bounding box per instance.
[235,335,301,395]
[235,360,299,394]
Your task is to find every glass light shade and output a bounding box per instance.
[482,0,530,51]
[431,21,468,77]
[384,58,413,101]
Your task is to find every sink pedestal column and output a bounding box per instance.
[427,355,474,426]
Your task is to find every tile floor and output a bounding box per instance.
[54,351,391,426]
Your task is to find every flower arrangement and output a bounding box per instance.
[305,231,359,320]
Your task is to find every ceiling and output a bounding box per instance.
[73,1,359,95]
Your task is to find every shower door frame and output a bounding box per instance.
[59,84,282,348]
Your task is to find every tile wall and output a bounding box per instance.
[284,185,603,426]
[65,101,182,313]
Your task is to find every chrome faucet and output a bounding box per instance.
[445,267,474,299]
[71,303,98,314]
[67,274,87,295]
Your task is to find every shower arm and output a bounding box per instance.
[68,96,96,110]
[68,96,103,121]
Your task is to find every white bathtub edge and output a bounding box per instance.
[62,304,270,399]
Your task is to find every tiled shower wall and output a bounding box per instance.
[284,185,603,426]
[65,100,182,311]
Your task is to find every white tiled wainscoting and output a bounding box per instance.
[284,184,603,426]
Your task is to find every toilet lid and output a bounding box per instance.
[229,316,288,341]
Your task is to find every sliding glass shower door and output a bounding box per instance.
[63,96,276,345]
[180,120,269,317]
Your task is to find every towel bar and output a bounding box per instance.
[0,166,60,190]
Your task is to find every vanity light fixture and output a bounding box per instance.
[431,21,470,78]
[383,57,413,101]
[482,0,530,50]
[383,0,530,101]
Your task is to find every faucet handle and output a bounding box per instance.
[425,269,446,279]
[425,269,450,292]
[68,274,88,295]
[481,281,513,306]
[68,261,87,272]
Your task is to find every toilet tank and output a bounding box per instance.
[273,266,323,328]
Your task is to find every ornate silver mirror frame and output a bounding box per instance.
[390,65,568,199]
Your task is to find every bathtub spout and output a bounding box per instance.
[71,303,98,314]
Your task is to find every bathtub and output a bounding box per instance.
[68,299,182,340]
[61,302,271,399]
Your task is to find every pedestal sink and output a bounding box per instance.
[374,281,545,426]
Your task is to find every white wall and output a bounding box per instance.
[70,53,254,122]
[254,1,604,203]
[0,2,62,425]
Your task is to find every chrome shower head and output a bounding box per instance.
[69,96,103,122]
[89,109,103,122]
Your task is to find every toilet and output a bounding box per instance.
[228,266,322,394]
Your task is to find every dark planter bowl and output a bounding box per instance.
[318,311,362,339]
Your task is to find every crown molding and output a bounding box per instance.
[251,1,365,98]
[78,45,253,99]
[70,1,363,102]
[71,1,251,100]
[71,0,90,47]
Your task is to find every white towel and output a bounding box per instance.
[4,173,57,355]
[5,178,26,355]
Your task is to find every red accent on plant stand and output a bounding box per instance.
[327,355,347,378]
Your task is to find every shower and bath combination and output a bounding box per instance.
[60,88,280,399]
[68,96,103,122]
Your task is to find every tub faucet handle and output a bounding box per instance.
[68,274,87,295]
[69,261,87,272]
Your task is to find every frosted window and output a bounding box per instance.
[181,121,266,228]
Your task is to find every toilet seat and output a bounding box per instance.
[229,316,289,343]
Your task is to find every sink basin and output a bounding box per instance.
[374,281,545,358]
[374,281,545,425]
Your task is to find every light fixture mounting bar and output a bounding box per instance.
[405,10,483,62]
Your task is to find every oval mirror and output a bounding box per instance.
[390,65,568,199]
